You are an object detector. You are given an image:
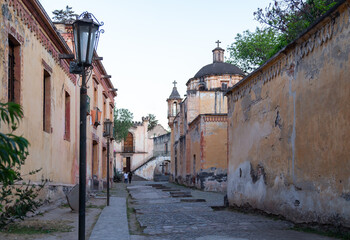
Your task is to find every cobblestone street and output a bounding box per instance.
[126,181,335,240]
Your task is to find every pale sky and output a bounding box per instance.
[40,0,271,128]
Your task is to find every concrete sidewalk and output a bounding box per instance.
[89,197,130,240]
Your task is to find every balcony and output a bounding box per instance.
[123,146,134,153]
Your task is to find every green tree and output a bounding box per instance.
[226,28,280,73]
[227,0,338,73]
[147,114,158,131]
[113,108,133,143]
[254,0,337,52]
[0,102,28,185]
[52,6,78,22]
[0,102,44,227]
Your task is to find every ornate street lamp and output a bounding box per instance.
[73,14,99,66]
[103,119,113,137]
[103,119,113,206]
[70,12,103,240]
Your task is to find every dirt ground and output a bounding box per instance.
[0,196,106,240]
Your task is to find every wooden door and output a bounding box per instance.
[124,132,133,152]
[126,157,131,173]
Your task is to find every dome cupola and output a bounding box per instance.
[192,41,244,80]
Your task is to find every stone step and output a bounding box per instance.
[154,174,170,182]
[146,184,164,187]
[180,199,206,202]
[170,191,192,198]
[133,175,148,181]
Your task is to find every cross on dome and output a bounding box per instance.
[216,40,221,48]
[172,80,177,87]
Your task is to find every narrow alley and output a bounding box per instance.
[90,178,337,240]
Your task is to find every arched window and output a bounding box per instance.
[123,132,134,152]
[198,82,206,91]
[172,102,177,116]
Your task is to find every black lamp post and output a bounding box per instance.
[103,119,113,206]
[71,12,103,240]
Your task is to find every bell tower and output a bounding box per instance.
[212,40,224,63]
[167,81,182,128]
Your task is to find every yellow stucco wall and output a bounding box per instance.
[227,1,350,226]
[0,0,115,188]
[85,74,115,187]
[186,91,228,124]
[202,120,227,171]
[0,0,79,184]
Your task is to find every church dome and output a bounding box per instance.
[194,62,244,79]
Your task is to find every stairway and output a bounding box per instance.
[132,175,148,181]
[153,174,169,182]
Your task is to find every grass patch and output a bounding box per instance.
[291,226,350,240]
[86,211,103,239]
[86,204,105,210]
[1,220,73,234]
[59,203,70,208]
[126,193,146,235]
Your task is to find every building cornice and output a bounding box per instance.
[7,0,76,83]
[92,54,116,103]
[188,114,227,130]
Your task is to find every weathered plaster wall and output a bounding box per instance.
[199,92,227,116]
[186,91,227,124]
[185,115,227,192]
[50,24,115,190]
[148,124,168,138]
[172,113,228,192]
[134,156,170,180]
[153,132,170,156]
[0,0,78,184]
[227,1,350,227]
[0,0,115,193]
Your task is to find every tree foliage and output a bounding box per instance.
[147,114,158,131]
[0,102,28,185]
[52,6,78,22]
[254,0,337,44]
[227,28,280,73]
[0,102,45,227]
[113,108,133,143]
[227,0,338,73]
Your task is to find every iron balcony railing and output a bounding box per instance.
[123,146,134,153]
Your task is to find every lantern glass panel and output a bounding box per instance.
[104,121,108,135]
[73,22,80,62]
[87,24,99,65]
[73,20,99,66]
[78,24,90,64]
[110,126,114,138]
[104,120,112,137]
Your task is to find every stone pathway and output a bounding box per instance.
[89,182,131,240]
[127,181,336,240]
[89,197,129,240]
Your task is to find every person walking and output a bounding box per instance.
[123,172,128,183]
[128,172,133,184]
